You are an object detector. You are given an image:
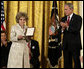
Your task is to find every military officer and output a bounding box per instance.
[26,38,40,68]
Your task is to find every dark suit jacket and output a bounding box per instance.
[30,40,40,67]
[0,41,12,67]
[61,13,82,51]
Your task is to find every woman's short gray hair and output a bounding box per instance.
[65,3,74,9]
[16,12,28,23]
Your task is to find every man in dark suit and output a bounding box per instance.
[27,38,40,68]
[60,3,82,68]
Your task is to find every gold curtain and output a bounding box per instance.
[4,1,79,68]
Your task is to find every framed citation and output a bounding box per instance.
[26,27,35,36]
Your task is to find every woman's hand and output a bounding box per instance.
[18,35,23,40]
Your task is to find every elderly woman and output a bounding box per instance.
[0,31,12,68]
[7,12,30,68]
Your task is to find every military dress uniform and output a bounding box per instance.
[27,40,40,68]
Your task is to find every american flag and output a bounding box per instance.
[49,1,59,35]
[49,25,56,35]
[1,1,6,31]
